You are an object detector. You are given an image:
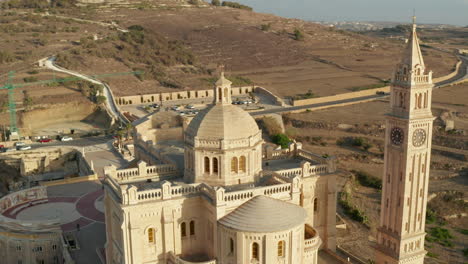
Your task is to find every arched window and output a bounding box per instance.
[313,198,318,212]
[218,88,222,100]
[239,156,246,172]
[231,157,238,173]
[204,157,210,173]
[148,228,155,243]
[229,238,234,254]
[224,88,228,98]
[181,222,187,237]
[252,242,259,260]
[190,221,195,236]
[213,157,218,174]
[278,240,285,257]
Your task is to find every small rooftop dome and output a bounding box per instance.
[185,104,259,141]
[218,196,307,232]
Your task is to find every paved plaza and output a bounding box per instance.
[1,181,107,264]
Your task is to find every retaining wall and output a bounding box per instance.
[115,86,255,106]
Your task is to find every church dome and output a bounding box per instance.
[219,196,307,232]
[186,102,260,141]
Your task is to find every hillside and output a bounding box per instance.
[0,0,458,101]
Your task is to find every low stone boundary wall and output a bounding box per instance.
[433,60,462,83]
[292,86,390,107]
[292,57,463,107]
[116,86,255,106]
[0,186,47,213]
[255,86,286,106]
[39,174,99,187]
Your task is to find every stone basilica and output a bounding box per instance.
[103,20,434,264]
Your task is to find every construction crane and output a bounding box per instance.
[0,70,142,139]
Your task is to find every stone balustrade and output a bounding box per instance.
[274,162,331,179]
[222,182,293,204]
[105,161,179,184]
[304,224,321,251]
[168,251,216,264]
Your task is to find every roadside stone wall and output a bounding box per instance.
[115,86,255,106]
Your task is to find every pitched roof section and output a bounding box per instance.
[218,195,307,232]
[400,20,425,70]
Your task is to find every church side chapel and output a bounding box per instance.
[103,19,435,264]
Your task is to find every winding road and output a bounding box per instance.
[41,57,128,124]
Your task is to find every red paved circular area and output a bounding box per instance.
[2,189,105,232]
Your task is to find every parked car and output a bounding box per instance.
[185,104,195,109]
[0,144,4,149]
[14,142,26,147]
[18,145,32,151]
[61,136,73,142]
[171,105,181,111]
[151,104,160,108]
[4,148,16,152]
[38,138,52,143]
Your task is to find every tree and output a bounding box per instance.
[124,122,133,140]
[293,28,304,41]
[96,95,107,105]
[271,133,291,149]
[211,0,220,6]
[22,91,33,111]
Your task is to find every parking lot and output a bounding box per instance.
[120,92,283,119]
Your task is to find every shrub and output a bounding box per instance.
[260,23,271,31]
[293,28,304,41]
[27,70,39,74]
[0,51,14,63]
[23,76,38,83]
[351,170,382,189]
[338,192,369,225]
[426,209,437,224]
[221,1,252,11]
[96,95,106,105]
[463,248,468,257]
[211,0,220,5]
[271,133,291,149]
[426,227,454,247]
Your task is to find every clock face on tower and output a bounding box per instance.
[390,127,404,145]
[412,128,427,147]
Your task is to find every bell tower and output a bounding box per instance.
[375,17,435,264]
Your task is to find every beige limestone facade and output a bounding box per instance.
[375,20,434,264]
[103,72,337,264]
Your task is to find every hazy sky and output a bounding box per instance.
[232,0,468,26]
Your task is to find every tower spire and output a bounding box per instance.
[401,16,425,71]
